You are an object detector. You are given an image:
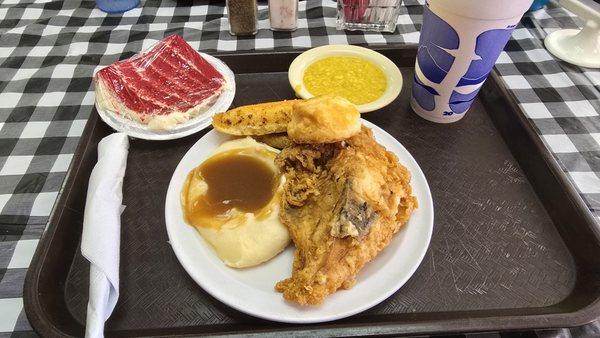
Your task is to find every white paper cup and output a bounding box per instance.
[411,0,533,123]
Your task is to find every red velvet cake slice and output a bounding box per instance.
[94,35,227,130]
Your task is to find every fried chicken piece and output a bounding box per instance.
[275,127,417,305]
[252,133,294,149]
[212,100,301,135]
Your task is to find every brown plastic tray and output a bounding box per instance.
[24,46,600,337]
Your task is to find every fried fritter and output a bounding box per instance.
[274,127,417,305]
[212,100,301,136]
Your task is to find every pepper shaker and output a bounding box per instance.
[227,0,258,35]
[268,0,299,31]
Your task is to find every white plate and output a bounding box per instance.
[164,120,434,323]
[95,53,235,141]
[288,45,403,113]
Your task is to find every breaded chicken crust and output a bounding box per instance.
[274,127,417,305]
[252,133,295,150]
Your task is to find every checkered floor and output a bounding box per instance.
[0,0,598,336]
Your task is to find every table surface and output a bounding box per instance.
[0,0,599,337]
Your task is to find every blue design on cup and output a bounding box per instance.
[457,28,514,87]
[412,75,439,111]
[447,28,515,114]
[413,5,518,118]
[449,88,479,113]
[413,6,459,111]
[449,93,476,114]
[416,7,459,84]
[449,100,474,114]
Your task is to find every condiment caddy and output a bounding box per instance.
[226,0,404,34]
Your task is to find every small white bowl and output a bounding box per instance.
[288,45,403,113]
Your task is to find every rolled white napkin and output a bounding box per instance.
[81,133,129,338]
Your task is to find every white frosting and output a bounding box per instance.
[95,77,225,131]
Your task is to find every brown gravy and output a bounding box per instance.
[183,151,278,228]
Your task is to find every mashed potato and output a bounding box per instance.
[181,138,290,268]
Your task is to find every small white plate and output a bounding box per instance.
[288,45,403,113]
[95,53,235,141]
[164,120,433,323]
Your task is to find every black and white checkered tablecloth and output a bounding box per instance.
[0,0,599,336]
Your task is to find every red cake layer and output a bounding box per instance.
[95,35,225,118]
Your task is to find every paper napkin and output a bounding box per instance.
[81,133,129,338]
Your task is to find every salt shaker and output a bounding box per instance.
[268,0,298,31]
[227,0,258,35]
